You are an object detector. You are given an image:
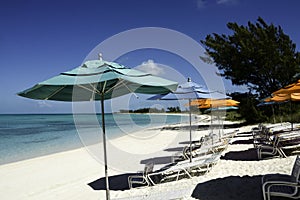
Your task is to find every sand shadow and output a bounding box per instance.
[191,175,263,200]
[140,156,174,165]
[231,138,254,145]
[236,131,253,135]
[179,141,192,145]
[221,148,259,161]
[234,133,253,137]
[179,140,201,145]
[164,147,184,152]
[88,173,136,191]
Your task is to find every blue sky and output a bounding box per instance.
[1,0,300,113]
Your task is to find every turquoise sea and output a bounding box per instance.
[0,113,188,165]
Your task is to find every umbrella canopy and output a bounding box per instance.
[204,106,238,113]
[148,79,227,101]
[190,99,239,108]
[264,93,300,102]
[257,100,288,107]
[18,58,178,200]
[148,77,211,100]
[263,80,300,128]
[272,80,300,95]
[18,59,177,101]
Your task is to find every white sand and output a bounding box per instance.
[0,117,296,200]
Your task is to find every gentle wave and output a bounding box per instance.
[0,113,188,165]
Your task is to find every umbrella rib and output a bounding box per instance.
[89,83,100,100]
[105,79,139,98]
[77,81,131,100]
[45,85,66,100]
[76,84,102,101]
[101,81,107,94]
[77,83,104,95]
[104,79,123,94]
[77,84,93,92]
[88,83,102,95]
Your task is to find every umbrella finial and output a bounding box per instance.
[98,53,103,61]
[187,77,191,82]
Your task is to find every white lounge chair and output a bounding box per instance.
[252,123,293,148]
[257,135,286,159]
[128,162,154,188]
[262,156,300,200]
[178,137,228,161]
[148,152,221,185]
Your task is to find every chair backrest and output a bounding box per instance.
[144,162,154,175]
[258,123,264,130]
[272,135,281,148]
[290,156,300,183]
[182,146,190,160]
[199,137,204,144]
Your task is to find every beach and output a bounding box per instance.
[0,116,296,200]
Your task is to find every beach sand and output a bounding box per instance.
[0,116,296,200]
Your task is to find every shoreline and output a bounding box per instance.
[0,113,214,166]
[0,113,198,166]
[1,118,294,200]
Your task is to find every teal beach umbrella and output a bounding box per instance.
[18,59,177,101]
[18,57,178,200]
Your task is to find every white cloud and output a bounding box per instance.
[216,0,239,5]
[136,60,165,76]
[197,0,207,9]
[38,101,52,108]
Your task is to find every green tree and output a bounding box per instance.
[167,106,181,113]
[201,17,300,98]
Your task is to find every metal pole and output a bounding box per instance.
[101,94,110,200]
[217,107,221,140]
[290,101,293,131]
[189,99,192,163]
[272,105,276,124]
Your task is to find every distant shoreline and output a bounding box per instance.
[0,112,191,116]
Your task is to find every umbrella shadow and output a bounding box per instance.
[164,147,184,152]
[140,156,174,165]
[234,133,253,137]
[236,131,253,135]
[88,173,135,191]
[162,124,209,131]
[191,175,263,200]
[231,138,254,145]
[179,139,202,145]
[221,148,259,161]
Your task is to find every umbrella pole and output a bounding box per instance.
[272,105,276,124]
[290,101,294,131]
[101,94,110,200]
[189,99,192,163]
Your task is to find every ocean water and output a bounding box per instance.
[0,114,188,165]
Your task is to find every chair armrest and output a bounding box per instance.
[263,180,299,194]
[128,175,149,188]
[263,180,296,188]
[262,174,291,184]
[258,145,275,150]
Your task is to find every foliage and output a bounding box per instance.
[230,92,267,124]
[261,102,300,123]
[201,17,300,98]
[225,110,241,121]
[167,106,181,113]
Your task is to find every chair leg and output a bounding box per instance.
[262,183,267,200]
[278,148,287,158]
[257,148,262,159]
